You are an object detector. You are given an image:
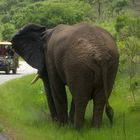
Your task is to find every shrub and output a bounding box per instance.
[1,23,16,41]
[115,16,128,32]
[116,16,140,100]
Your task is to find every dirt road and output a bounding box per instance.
[0,61,37,84]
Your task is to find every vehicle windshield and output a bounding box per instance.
[0,45,14,57]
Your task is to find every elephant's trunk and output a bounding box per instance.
[31,74,40,85]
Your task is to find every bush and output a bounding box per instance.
[10,0,93,29]
[115,16,128,32]
[115,16,140,37]
[116,16,140,99]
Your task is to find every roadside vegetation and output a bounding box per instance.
[0,0,139,140]
[0,74,139,140]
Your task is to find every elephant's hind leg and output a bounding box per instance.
[74,97,88,129]
[92,89,106,128]
[69,79,93,129]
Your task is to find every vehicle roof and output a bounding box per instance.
[0,41,12,45]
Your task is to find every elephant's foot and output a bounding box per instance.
[92,101,105,128]
[74,100,88,129]
[92,112,103,128]
[69,115,74,124]
[51,115,58,122]
[92,113,102,128]
[57,112,68,124]
[92,120,102,128]
[52,115,68,126]
[51,111,68,125]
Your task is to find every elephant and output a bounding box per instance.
[11,23,119,129]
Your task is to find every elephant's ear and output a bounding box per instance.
[41,28,54,45]
[11,23,46,71]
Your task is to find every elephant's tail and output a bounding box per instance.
[101,62,114,125]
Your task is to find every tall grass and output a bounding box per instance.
[0,74,139,140]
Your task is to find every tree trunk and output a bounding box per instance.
[132,0,135,6]
[97,0,101,17]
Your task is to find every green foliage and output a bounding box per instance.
[115,16,140,38]
[1,23,16,41]
[0,26,3,40]
[116,16,140,100]
[113,0,128,13]
[0,0,43,13]
[115,16,128,32]
[0,0,94,39]
[96,19,116,36]
[9,1,93,28]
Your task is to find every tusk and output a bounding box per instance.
[31,74,40,85]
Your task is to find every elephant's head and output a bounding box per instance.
[11,23,46,71]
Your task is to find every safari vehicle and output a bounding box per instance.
[0,41,19,74]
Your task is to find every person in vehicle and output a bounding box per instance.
[7,46,14,57]
[0,46,7,55]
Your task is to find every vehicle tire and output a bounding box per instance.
[5,67,10,74]
[12,68,17,74]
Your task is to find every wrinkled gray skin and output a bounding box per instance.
[12,23,119,129]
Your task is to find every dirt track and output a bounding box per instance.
[0,61,36,84]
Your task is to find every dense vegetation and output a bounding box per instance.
[0,0,139,40]
[0,0,139,139]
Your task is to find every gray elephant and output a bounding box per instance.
[11,23,119,129]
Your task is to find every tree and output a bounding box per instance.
[81,0,102,17]
[2,23,16,41]
[10,1,93,29]
[96,0,101,17]
[132,0,135,6]
[113,0,128,15]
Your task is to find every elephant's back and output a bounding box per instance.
[53,23,118,57]
[47,23,119,83]
[63,23,118,65]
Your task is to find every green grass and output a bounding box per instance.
[0,74,140,140]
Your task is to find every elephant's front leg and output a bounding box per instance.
[50,75,68,124]
[41,74,58,121]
